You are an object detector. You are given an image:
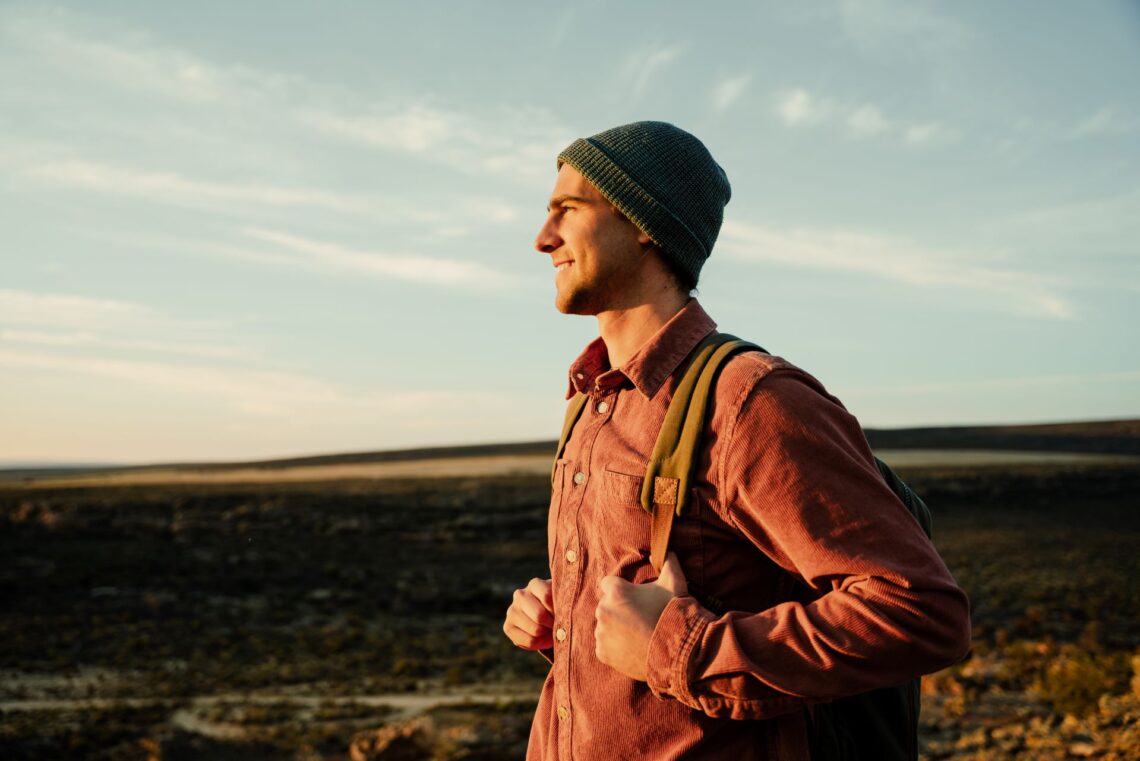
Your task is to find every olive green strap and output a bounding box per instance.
[552,393,589,484]
[548,333,764,573]
[643,333,763,571]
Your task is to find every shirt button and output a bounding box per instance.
[557,706,569,721]
[596,400,609,414]
[573,471,585,486]
[555,627,567,642]
[565,548,577,563]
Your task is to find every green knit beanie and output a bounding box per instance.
[557,121,731,287]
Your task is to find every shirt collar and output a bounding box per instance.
[565,299,718,400]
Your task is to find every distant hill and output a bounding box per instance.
[863,419,1140,456]
[1,419,1137,482]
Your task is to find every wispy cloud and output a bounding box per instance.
[0,288,151,329]
[617,42,688,100]
[3,7,572,191]
[836,0,970,53]
[1071,108,1140,138]
[0,288,245,360]
[775,87,956,146]
[846,104,890,138]
[0,9,232,103]
[718,220,1073,319]
[27,160,369,213]
[302,104,572,186]
[0,329,244,359]
[903,122,953,145]
[244,228,516,290]
[990,187,1140,264]
[0,347,508,420]
[776,89,833,126]
[711,73,753,113]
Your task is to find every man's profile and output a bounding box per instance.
[503,121,971,760]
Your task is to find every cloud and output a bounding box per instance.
[711,73,753,113]
[0,346,507,421]
[0,288,244,358]
[0,9,230,103]
[302,104,572,186]
[775,88,956,147]
[0,329,244,359]
[1071,108,1140,138]
[28,160,369,213]
[617,42,688,100]
[776,89,832,126]
[990,187,1140,264]
[0,288,150,329]
[718,220,1074,319]
[836,0,970,52]
[244,228,516,290]
[903,122,954,145]
[847,104,891,138]
[3,8,572,190]
[304,105,453,154]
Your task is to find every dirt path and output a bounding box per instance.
[0,690,534,718]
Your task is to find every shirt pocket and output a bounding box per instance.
[597,468,706,587]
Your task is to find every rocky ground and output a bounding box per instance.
[1,461,1138,759]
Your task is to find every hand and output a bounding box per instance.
[503,577,555,651]
[595,553,689,681]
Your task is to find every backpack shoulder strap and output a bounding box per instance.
[552,392,589,484]
[643,332,765,571]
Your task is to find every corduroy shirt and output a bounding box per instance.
[526,299,971,760]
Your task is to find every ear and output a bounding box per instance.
[636,231,653,246]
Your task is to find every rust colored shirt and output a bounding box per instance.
[526,299,970,760]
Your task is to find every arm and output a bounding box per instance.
[645,369,971,719]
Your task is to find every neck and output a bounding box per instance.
[596,291,691,369]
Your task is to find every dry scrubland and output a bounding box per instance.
[2,443,1139,759]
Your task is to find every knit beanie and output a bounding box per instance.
[557,121,731,286]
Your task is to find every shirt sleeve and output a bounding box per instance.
[645,369,971,719]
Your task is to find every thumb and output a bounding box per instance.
[656,552,688,596]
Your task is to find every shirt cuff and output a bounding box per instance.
[646,595,716,707]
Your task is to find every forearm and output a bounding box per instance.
[645,574,969,719]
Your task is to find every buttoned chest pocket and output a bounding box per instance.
[593,468,706,587]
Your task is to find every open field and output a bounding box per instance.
[3,449,1135,489]
[2,435,1139,759]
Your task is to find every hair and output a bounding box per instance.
[609,205,697,295]
[659,251,698,295]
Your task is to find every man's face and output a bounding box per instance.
[534,164,650,315]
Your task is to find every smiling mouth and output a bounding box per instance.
[555,261,572,273]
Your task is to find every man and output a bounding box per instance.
[503,121,971,760]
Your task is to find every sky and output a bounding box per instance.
[1,1,1138,465]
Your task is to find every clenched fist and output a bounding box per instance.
[503,577,555,651]
[595,554,688,681]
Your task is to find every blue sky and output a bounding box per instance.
[1,1,1137,464]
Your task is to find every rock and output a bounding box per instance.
[349,719,432,761]
[1068,740,1099,757]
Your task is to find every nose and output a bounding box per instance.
[534,215,562,254]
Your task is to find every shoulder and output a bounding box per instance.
[707,347,862,464]
[713,348,840,418]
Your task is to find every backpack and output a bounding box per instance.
[553,332,931,761]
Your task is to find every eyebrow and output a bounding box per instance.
[546,194,595,211]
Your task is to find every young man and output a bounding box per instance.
[503,121,971,760]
